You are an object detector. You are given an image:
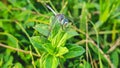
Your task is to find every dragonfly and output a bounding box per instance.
[46,5,69,37]
[46,5,68,26]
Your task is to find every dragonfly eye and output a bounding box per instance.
[62,18,68,25]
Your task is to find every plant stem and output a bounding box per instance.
[0,43,40,57]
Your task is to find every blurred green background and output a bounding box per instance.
[0,0,120,68]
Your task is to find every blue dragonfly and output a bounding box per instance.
[46,5,68,26]
[46,5,69,37]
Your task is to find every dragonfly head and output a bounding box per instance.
[56,14,64,21]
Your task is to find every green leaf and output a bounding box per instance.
[79,60,91,68]
[0,21,3,28]
[64,44,85,59]
[56,47,69,57]
[50,27,78,47]
[1,22,15,33]
[0,32,19,48]
[66,28,79,39]
[110,50,119,68]
[51,29,67,47]
[43,55,59,68]
[30,36,47,52]
[0,2,7,9]
[31,36,56,55]
[43,43,54,55]
[34,24,49,36]
[14,11,30,21]
[80,2,88,32]
[13,62,23,68]
[3,55,13,68]
[0,54,3,67]
[6,33,19,48]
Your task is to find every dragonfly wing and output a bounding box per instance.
[47,16,58,37]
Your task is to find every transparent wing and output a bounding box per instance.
[47,16,60,37]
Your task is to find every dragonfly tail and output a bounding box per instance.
[46,5,56,15]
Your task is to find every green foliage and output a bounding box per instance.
[0,0,120,68]
[40,54,59,68]
[64,44,85,59]
[110,50,119,68]
[30,16,84,68]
